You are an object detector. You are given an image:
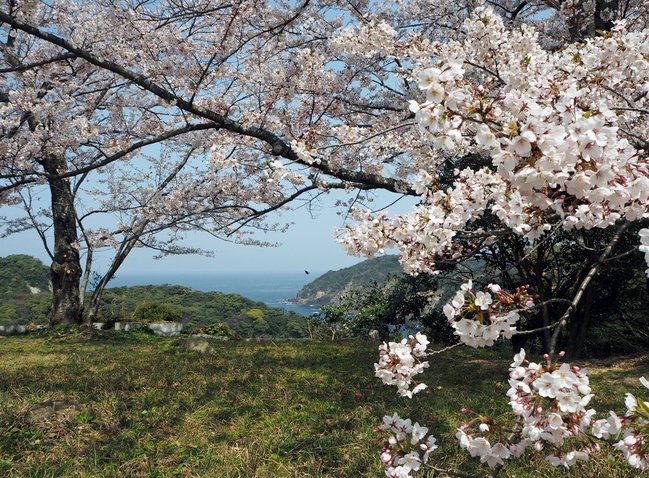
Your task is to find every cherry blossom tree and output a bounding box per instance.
[0,0,417,325]
[5,0,642,331]
[335,2,649,350]
[2,0,649,474]
[330,1,649,475]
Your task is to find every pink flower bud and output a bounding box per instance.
[380,450,393,465]
[623,435,637,447]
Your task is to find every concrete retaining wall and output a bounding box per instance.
[114,321,146,332]
[0,324,28,336]
[148,323,184,337]
[0,322,185,336]
[112,322,185,336]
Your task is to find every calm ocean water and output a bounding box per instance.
[108,271,323,317]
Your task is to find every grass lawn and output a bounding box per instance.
[0,330,647,477]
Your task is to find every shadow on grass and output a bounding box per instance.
[1,334,647,477]
[0,336,388,476]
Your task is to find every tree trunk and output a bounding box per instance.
[83,223,147,325]
[566,280,594,359]
[567,0,619,41]
[565,236,598,358]
[43,154,83,325]
[83,263,119,326]
[533,249,552,352]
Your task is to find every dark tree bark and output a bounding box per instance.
[566,0,620,40]
[566,280,594,359]
[594,0,619,32]
[42,154,83,325]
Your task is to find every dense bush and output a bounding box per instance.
[318,271,458,343]
[132,301,183,323]
[199,322,238,338]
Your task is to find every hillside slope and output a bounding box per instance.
[100,284,308,337]
[0,255,308,336]
[0,254,50,295]
[0,255,52,324]
[290,255,402,306]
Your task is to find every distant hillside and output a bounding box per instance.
[101,284,309,338]
[0,255,308,337]
[0,255,51,324]
[290,255,402,306]
[0,254,50,296]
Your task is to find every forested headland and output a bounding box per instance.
[99,285,308,338]
[291,255,402,306]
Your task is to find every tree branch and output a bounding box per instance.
[0,122,217,194]
[0,10,410,195]
[0,52,76,73]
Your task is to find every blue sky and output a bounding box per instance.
[1,188,414,275]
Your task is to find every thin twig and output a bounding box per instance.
[425,342,462,356]
[315,121,414,151]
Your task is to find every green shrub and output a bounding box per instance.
[132,301,183,323]
[199,322,238,338]
[245,308,264,320]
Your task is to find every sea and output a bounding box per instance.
[108,271,323,317]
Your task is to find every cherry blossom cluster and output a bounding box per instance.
[639,229,649,275]
[82,228,119,249]
[455,424,519,468]
[336,208,398,262]
[377,412,438,478]
[336,167,508,275]
[374,333,429,398]
[592,376,649,470]
[504,349,597,467]
[338,6,649,276]
[439,348,598,469]
[377,343,648,472]
[443,281,534,347]
[331,20,398,58]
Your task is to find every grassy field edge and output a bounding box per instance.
[1,332,647,477]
